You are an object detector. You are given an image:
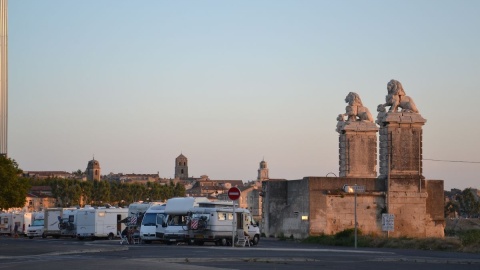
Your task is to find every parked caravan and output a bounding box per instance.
[44,208,77,238]
[139,203,166,243]
[27,211,45,239]
[127,202,156,227]
[163,197,209,244]
[187,201,261,246]
[0,212,32,236]
[76,207,128,240]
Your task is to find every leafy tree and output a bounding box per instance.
[0,156,30,210]
[458,188,480,218]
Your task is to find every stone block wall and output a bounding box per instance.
[339,122,378,178]
[261,179,310,239]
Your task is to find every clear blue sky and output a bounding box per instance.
[8,1,480,190]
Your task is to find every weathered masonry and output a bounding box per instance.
[262,80,445,239]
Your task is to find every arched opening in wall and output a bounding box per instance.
[181,169,184,174]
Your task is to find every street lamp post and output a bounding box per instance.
[343,184,365,249]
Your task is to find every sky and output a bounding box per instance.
[7,0,480,191]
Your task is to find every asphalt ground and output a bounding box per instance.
[1,235,480,270]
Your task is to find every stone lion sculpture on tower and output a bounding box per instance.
[382,79,419,113]
[341,92,374,123]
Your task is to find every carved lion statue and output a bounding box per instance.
[343,92,374,122]
[383,79,419,113]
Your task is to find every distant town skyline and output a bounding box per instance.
[7,1,480,190]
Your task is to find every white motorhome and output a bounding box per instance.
[139,203,166,244]
[76,207,128,240]
[187,201,261,246]
[163,197,209,244]
[44,208,77,238]
[128,201,157,227]
[0,212,32,236]
[27,211,45,239]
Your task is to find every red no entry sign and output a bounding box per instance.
[227,187,241,200]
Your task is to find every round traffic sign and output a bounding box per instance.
[227,187,241,200]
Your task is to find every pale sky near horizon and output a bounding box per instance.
[8,1,480,190]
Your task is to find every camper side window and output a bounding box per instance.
[218,213,226,221]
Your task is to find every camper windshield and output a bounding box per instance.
[32,219,44,226]
[142,213,157,226]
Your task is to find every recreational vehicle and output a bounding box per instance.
[163,197,209,244]
[139,203,166,243]
[43,208,77,238]
[27,211,45,239]
[0,212,32,236]
[76,207,128,240]
[187,201,260,246]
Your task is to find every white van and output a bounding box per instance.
[163,197,209,244]
[76,207,128,240]
[139,204,166,243]
[27,211,45,239]
[187,201,260,246]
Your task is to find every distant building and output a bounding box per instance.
[86,158,101,181]
[22,171,72,179]
[257,159,269,181]
[175,153,189,180]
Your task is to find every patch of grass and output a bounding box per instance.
[302,229,475,253]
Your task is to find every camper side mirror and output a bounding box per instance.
[28,224,30,227]
[162,222,167,228]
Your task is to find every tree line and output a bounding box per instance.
[445,188,480,218]
[29,177,186,208]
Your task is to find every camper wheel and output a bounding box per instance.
[251,235,259,246]
[218,238,228,246]
[41,232,47,239]
[108,233,115,240]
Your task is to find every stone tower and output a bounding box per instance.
[86,158,101,181]
[336,92,378,178]
[0,0,8,156]
[376,79,442,238]
[175,153,188,180]
[257,159,269,181]
[377,79,426,180]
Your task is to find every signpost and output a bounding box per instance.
[228,187,241,247]
[382,213,395,232]
[344,184,365,249]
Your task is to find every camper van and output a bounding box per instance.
[44,208,78,238]
[0,212,32,236]
[128,201,158,227]
[139,203,166,243]
[163,197,209,244]
[187,201,260,246]
[27,211,45,239]
[76,207,128,240]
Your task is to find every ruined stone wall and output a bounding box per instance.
[425,180,446,237]
[387,177,428,237]
[262,179,310,239]
[308,177,385,235]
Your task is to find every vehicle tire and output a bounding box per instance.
[53,235,60,239]
[28,236,34,239]
[41,232,47,239]
[108,233,114,240]
[220,238,228,246]
[252,235,259,246]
